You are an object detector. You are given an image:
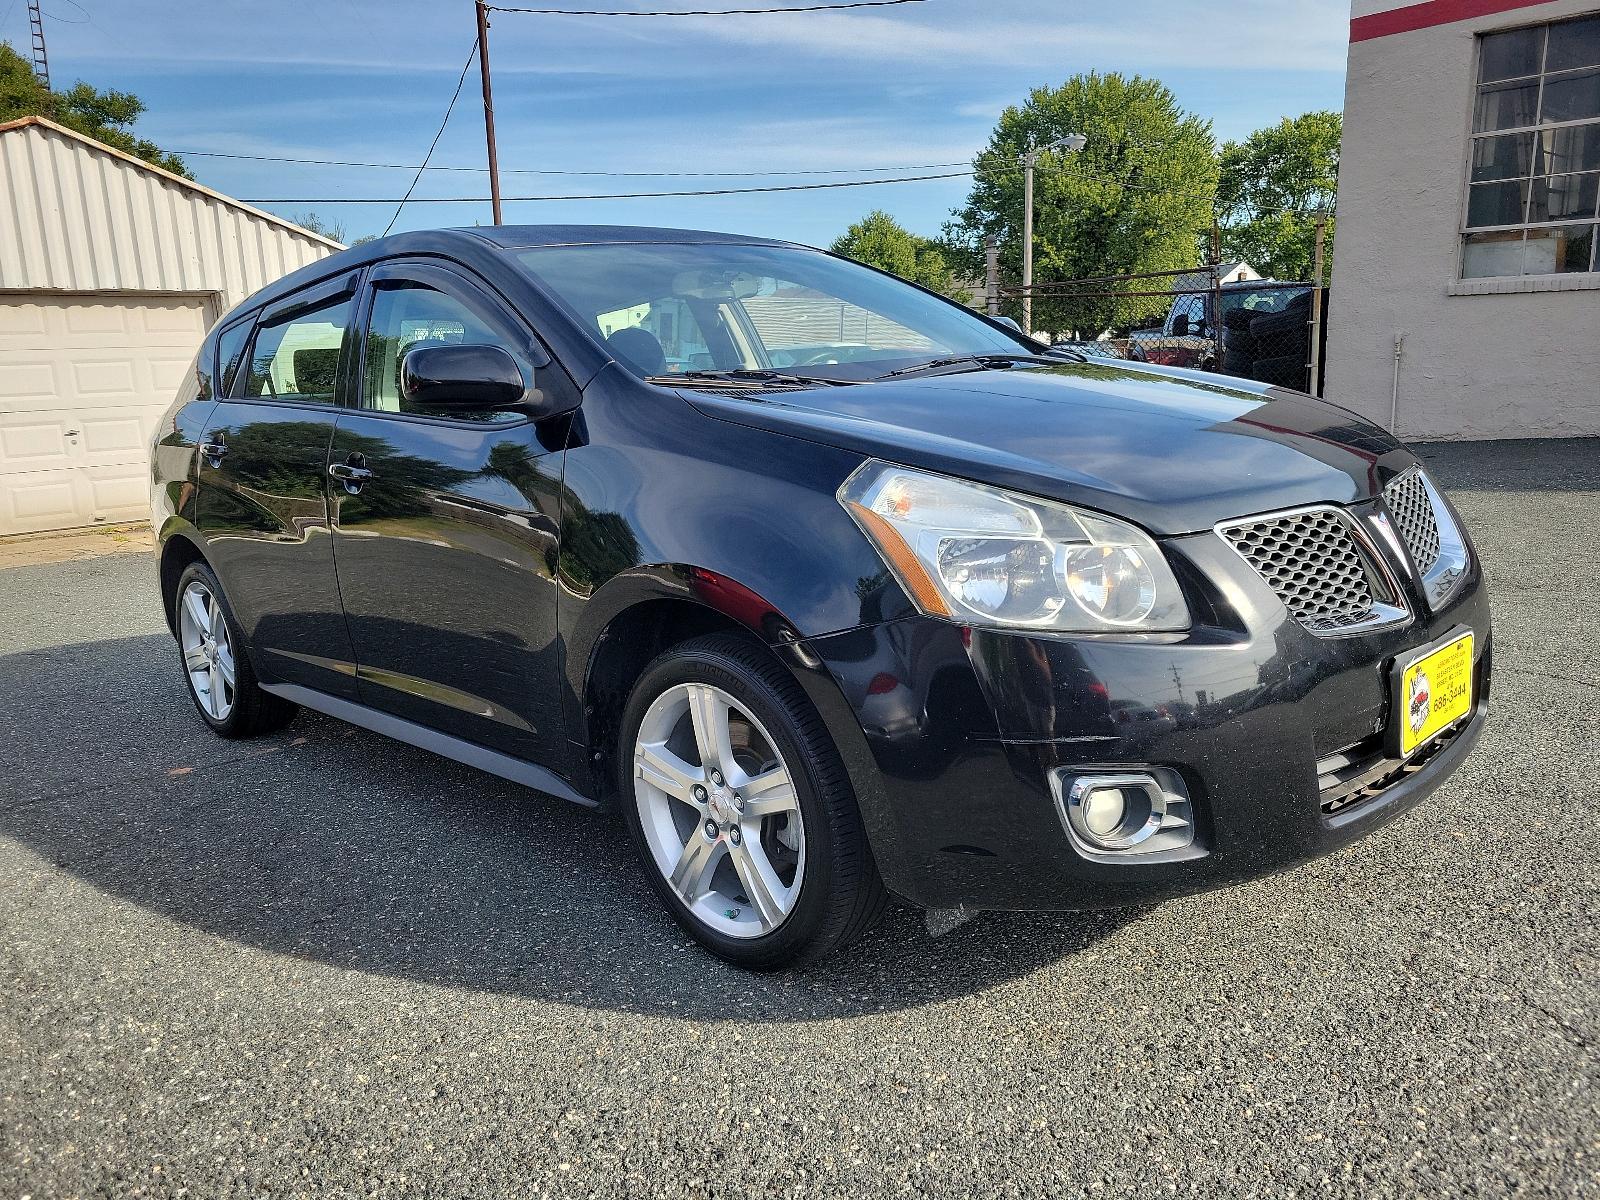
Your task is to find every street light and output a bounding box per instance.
[1022,133,1087,338]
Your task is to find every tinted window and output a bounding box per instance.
[362,280,527,421]
[243,297,351,405]
[217,319,252,398]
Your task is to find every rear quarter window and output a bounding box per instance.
[217,319,253,398]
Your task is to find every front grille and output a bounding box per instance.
[1317,719,1468,816]
[1383,470,1441,575]
[1218,508,1376,632]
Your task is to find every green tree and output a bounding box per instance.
[288,211,356,245]
[831,210,967,300]
[1217,111,1340,281]
[0,41,189,177]
[946,72,1218,336]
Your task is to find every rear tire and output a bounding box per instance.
[618,633,887,969]
[172,561,298,739]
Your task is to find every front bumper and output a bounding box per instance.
[799,529,1492,911]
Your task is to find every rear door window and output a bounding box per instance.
[242,296,352,405]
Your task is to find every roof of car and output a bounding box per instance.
[469,224,800,249]
[223,224,809,319]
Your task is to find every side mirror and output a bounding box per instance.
[401,344,567,419]
[1170,313,1190,336]
[993,315,1023,333]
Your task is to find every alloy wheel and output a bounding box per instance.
[178,579,236,721]
[632,682,805,939]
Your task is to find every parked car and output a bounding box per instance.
[1127,281,1316,387]
[151,226,1489,969]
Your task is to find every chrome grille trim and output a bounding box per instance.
[1382,468,1441,575]
[1382,467,1471,611]
[1215,504,1411,636]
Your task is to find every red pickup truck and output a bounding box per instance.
[1127,281,1317,390]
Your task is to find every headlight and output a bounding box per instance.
[838,461,1190,633]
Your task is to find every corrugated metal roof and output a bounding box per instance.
[0,116,341,304]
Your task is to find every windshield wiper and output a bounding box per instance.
[646,368,852,388]
[874,352,1062,381]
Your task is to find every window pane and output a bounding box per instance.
[1462,230,1525,278]
[1480,26,1544,81]
[1541,68,1600,123]
[519,242,1022,381]
[1528,172,1600,222]
[597,295,715,372]
[244,298,350,405]
[217,321,251,397]
[364,283,526,419]
[1522,222,1597,272]
[1537,123,1600,173]
[1471,131,1535,179]
[1546,15,1600,72]
[1467,179,1529,226]
[1475,78,1540,130]
[744,292,937,362]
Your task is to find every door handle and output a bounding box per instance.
[329,456,374,493]
[198,438,228,466]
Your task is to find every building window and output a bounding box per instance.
[1463,14,1600,278]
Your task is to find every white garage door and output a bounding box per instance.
[0,293,210,536]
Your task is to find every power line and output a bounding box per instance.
[383,39,481,236]
[244,169,973,205]
[172,148,971,177]
[485,0,924,13]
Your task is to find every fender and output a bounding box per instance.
[563,563,911,896]
[562,562,805,740]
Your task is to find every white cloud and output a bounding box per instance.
[669,1,1348,73]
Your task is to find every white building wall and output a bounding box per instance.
[0,117,339,315]
[1327,0,1600,440]
[0,118,342,533]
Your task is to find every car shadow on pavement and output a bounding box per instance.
[0,633,1137,1021]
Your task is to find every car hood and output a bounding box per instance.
[679,360,1411,536]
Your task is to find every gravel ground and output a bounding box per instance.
[1,439,1596,1198]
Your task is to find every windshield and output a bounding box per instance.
[1220,285,1311,319]
[515,242,1030,381]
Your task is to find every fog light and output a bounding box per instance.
[1080,785,1130,838]
[1051,769,1194,858]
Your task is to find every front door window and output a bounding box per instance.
[362,283,527,421]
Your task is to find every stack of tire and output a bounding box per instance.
[1220,290,1312,391]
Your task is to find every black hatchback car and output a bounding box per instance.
[151,226,1490,968]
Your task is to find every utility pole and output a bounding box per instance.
[984,234,1000,317]
[1022,153,1036,336]
[1210,220,1223,371]
[475,0,503,225]
[1021,134,1086,339]
[1308,215,1328,396]
[28,0,50,90]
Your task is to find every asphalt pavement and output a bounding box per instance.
[1,438,1596,1198]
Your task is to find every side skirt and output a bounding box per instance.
[261,682,596,808]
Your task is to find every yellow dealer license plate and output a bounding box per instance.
[1395,630,1475,757]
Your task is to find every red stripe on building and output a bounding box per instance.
[1351,0,1556,42]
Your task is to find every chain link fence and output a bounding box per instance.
[991,262,1329,396]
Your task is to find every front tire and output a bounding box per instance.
[173,561,297,738]
[619,633,887,969]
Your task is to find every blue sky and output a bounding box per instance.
[3,0,1350,246]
